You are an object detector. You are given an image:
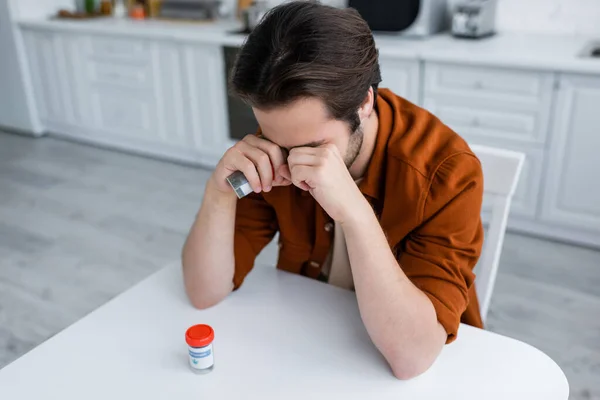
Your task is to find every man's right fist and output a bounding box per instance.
[210,134,291,196]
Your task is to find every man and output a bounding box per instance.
[182,1,484,379]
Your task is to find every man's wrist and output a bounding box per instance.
[339,193,376,229]
[204,177,238,210]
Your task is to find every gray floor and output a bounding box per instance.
[0,132,599,399]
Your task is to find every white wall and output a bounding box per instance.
[493,0,600,36]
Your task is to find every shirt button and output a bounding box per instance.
[324,222,333,232]
[309,261,320,269]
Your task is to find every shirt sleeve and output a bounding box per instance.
[233,192,279,289]
[398,152,484,343]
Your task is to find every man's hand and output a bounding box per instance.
[211,135,292,197]
[282,144,366,222]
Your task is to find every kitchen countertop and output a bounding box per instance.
[17,18,600,75]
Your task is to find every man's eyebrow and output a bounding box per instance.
[259,134,325,151]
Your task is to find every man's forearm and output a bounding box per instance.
[341,198,446,379]
[182,179,237,309]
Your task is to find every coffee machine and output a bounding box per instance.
[451,0,498,39]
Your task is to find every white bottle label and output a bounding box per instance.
[189,344,214,370]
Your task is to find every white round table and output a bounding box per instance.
[0,263,569,399]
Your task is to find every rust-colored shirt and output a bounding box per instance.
[233,89,484,343]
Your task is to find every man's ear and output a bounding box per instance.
[358,87,375,122]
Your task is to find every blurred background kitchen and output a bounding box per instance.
[0,0,599,398]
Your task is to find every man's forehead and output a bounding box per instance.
[253,98,336,149]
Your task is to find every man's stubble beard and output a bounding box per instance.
[344,125,364,169]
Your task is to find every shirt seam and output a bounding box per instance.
[420,151,480,224]
[387,153,429,179]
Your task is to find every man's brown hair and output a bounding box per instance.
[230,1,382,132]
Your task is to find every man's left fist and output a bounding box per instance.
[280,144,364,223]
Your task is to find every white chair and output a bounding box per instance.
[470,144,525,323]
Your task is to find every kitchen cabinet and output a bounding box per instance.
[424,63,554,146]
[152,43,189,147]
[379,58,421,105]
[20,28,229,166]
[21,30,69,125]
[82,36,172,146]
[0,0,40,133]
[17,22,600,247]
[89,87,160,140]
[181,44,230,154]
[541,74,600,234]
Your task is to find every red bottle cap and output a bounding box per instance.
[186,324,214,348]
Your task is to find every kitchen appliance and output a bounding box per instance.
[348,0,448,37]
[451,0,497,39]
[223,46,259,141]
[158,0,222,21]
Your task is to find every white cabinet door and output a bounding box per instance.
[22,29,88,129]
[0,2,39,133]
[379,58,421,105]
[182,44,230,156]
[61,34,90,127]
[541,74,600,233]
[424,96,551,146]
[89,87,160,140]
[154,43,190,147]
[22,30,67,125]
[81,36,164,144]
[423,63,555,146]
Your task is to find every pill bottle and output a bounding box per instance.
[185,324,215,374]
[226,171,253,199]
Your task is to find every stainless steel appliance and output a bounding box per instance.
[348,0,449,37]
[223,46,259,142]
[158,0,222,20]
[451,0,498,39]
